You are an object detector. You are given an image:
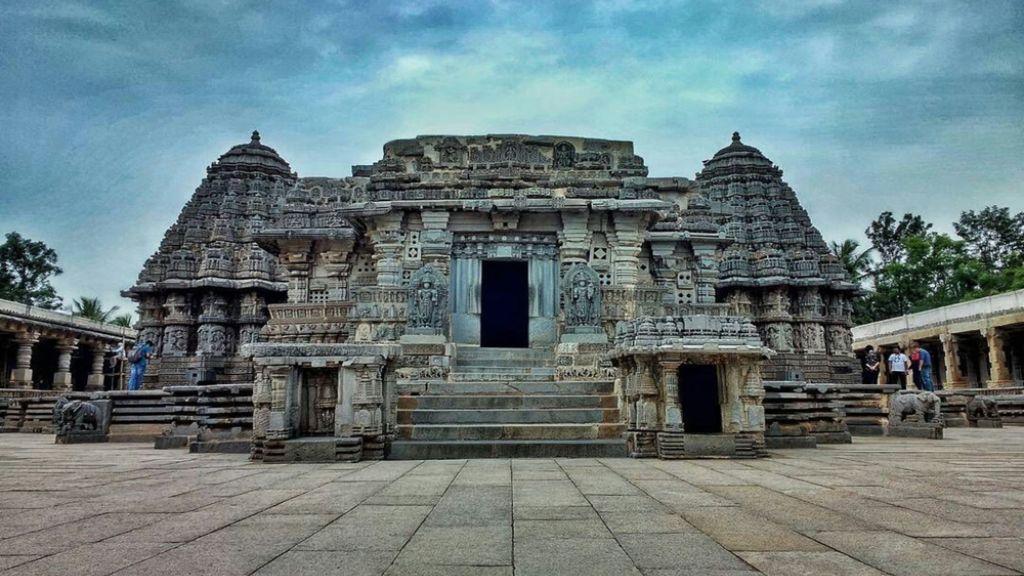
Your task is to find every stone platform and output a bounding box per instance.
[2,429,1024,575]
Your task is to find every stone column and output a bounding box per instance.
[371,213,405,288]
[939,333,967,388]
[557,210,592,265]
[610,212,644,288]
[266,366,294,440]
[52,338,78,391]
[983,327,1014,388]
[9,331,38,388]
[85,344,106,391]
[659,361,683,430]
[420,211,453,274]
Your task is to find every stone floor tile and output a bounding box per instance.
[925,537,1024,573]
[394,525,512,566]
[737,551,886,576]
[253,550,397,576]
[297,505,430,551]
[0,555,42,571]
[705,485,869,531]
[616,533,751,571]
[681,507,825,552]
[0,512,170,554]
[512,480,588,507]
[514,518,612,539]
[812,530,1019,576]
[385,565,513,576]
[587,494,671,513]
[1,544,173,576]
[194,512,336,547]
[513,538,641,576]
[113,543,281,576]
[512,505,600,520]
[598,511,697,534]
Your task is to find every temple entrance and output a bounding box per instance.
[678,364,722,433]
[480,260,529,348]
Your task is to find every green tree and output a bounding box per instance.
[0,232,63,308]
[72,297,120,323]
[828,239,874,284]
[111,313,134,328]
[865,212,932,266]
[953,206,1024,268]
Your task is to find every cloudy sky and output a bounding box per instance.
[1,0,1022,314]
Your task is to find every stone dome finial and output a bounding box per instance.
[732,131,741,143]
[251,130,261,144]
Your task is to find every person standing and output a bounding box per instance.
[887,345,909,390]
[909,345,923,389]
[862,345,880,384]
[127,340,154,391]
[912,341,935,392]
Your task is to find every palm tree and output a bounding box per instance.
[111,313,134,328]
[71,297,119,323]
[829,239,874,284]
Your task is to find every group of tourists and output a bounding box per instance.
[861,341,935,391]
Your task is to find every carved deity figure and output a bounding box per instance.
[553,141,576,168]
[407,265,448,331]
[562,264,602,327]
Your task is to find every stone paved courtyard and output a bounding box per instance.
[1,430,1023,576]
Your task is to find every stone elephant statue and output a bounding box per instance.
[966,395,999,419]
[52,397,102,435]
[889,391,941,424]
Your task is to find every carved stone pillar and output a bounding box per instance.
[161,292,192,357]
[610,212,644,288]
[53,338,78,390]
[557,210,592,265]
[266,366,294,440]
[280,241,313,303]
[238,292,268,351]
[10,331,38,388]
[85,344,106,391]
[197,293,233,357]
[371,214,405,288]
[420,211,453,274]
[939,333,966,389]
[691,243,719,304]
[984,327,1013,388]
[659,361,682,430]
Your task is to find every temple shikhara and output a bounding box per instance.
[124,131,861,461]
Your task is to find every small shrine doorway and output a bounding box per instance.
[480,260,529,348]
[678,364,722,433]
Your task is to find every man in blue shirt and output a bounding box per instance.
[127,340,154,391]
[912,341,935,392]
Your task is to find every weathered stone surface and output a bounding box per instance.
[3,428,1024,575]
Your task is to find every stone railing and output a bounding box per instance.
[852,288,1024,343]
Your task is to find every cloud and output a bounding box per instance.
[0,0,1022,312]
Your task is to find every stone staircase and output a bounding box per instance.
[390,347,626,459]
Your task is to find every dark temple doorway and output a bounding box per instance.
[678,364,722,433]
[480,260,529,348]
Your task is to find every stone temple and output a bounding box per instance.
[126,131,859,461]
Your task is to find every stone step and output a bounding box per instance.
[395,422,626,441]
[389,439,627,459]
[450,368,556,379]
[398,394,617,410]
[398,407,620,425]
[456,346,555,359]
[456,359,557,368]
[400,380,615,395]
